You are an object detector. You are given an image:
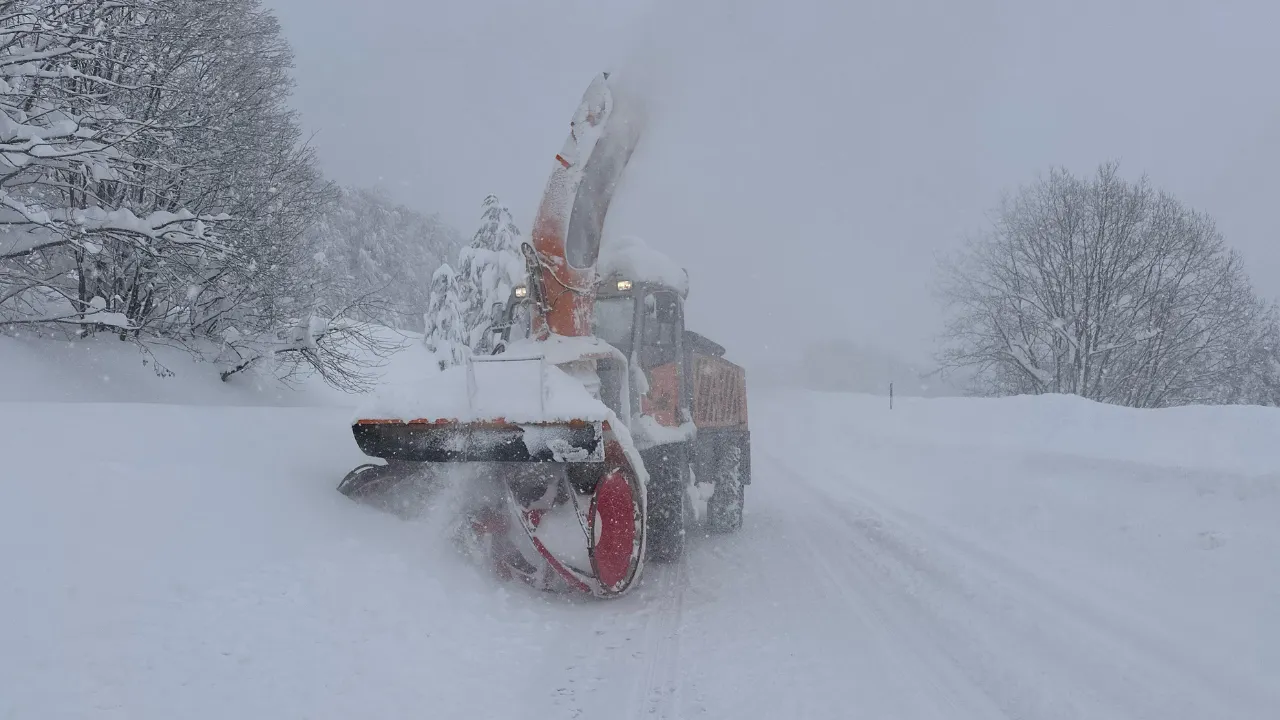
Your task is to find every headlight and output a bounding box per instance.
[514,286,528,299]
[616,280,633,291]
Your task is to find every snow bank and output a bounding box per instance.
[762,388,1280,478]
[0,325,425,407]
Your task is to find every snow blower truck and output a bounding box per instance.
[337,72,750,598]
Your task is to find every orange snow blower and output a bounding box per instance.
[339,72,751,597]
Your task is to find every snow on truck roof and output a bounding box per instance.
[598,234,689,297]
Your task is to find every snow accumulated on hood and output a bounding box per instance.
[354,358,609,425]
[599,234,689,296]
[501,333,627,365]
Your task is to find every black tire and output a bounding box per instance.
[706,441,746,533]
[644,447,689,564]
[337,463,402,499]
[337,461,434,519]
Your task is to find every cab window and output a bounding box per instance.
[639,291,680,369]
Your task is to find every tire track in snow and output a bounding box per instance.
[771,461,1094,718]
[536,558,691,720]
[630,559,688,719]
[677,472,1007,718]
[754,453,1023,718]
[828,474,1280,716]
[760,450,1278,719]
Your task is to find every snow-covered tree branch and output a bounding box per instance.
[0,0,437,392]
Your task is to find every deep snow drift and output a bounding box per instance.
[1,337,1277,719]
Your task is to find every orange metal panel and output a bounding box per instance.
[692,354,748,428]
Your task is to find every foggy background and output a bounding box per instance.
[265,0,1280,387]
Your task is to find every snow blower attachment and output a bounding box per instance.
[341,72,651,597]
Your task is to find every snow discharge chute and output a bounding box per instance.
[341,72,650,598]
[529,71,643,339]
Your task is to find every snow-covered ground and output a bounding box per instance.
[2,337,1278,719]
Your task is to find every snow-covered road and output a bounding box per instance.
[3,388,1278,719]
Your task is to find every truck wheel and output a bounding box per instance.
[338,461,432,520]
[644,452,688,564]
[707,442,745,533]
[338,462,406,499]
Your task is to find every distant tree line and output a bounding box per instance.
[937,162,1280,408]
[306,186,462,335]
[0,0,460,391]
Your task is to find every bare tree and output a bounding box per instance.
[1227,303,1280,406]
[937,162,1275,408]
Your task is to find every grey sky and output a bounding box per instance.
[267,0,1280,368]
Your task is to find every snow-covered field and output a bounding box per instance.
[2,336,1278,719]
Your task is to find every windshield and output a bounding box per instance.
[592,295,634,355]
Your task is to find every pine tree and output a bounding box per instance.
[422,264,468,370]
[456,195,526,353]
